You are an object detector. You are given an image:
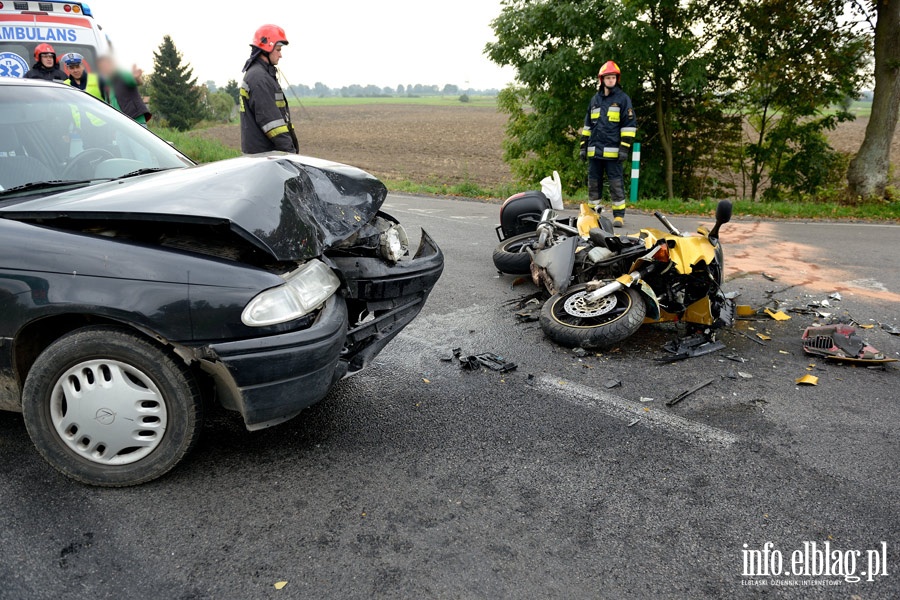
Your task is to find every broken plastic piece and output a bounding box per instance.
[829,292,842,301]
[659,334,725,362]
[465,352,518,372]
[801,324,897,364]
[762,273,777,281]
[764,308,791,321]
[604,379,622,389]
[882,324,900,336]
[666,378,715,406]
[795,374,818,385]
[736,305,756,317]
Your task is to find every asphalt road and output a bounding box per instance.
[1,195,898,599]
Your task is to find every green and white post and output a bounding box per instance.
[629,142,640,203]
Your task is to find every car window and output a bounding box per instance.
[0,83,192,193]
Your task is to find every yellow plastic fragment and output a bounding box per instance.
[422,378,430,384]
[778,350,790,355]
[860,324,875,329]
[274,582,288,590]
[736,305,756,317]
[756,333,771,341]
[795,374,818,385]
[764,308,791,321]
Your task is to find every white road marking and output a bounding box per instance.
[536,374,739,449]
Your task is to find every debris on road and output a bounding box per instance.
[795,374,819,386]
[882,324,900,336]
[657,334,726,362]
[762,273,777,281]
[801,324,898,364]
[604,379,622,389]
[666,378,715,406]
[764,308,791,321]
[469,352,518,373]
[735,330,766,345]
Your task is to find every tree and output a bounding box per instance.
[223,79,240,104]
[487,0,869,200]
[847,0,900,200]
[207,90,235,123]
[149,35,203,131]
[442,83,459,95]
[711,0,867,200]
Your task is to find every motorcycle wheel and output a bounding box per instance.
[492,231,542,275]
[540,283,646,349]
[712,245,725,286]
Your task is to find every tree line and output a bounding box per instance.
[144,36,498,132]
[486,0,899,202]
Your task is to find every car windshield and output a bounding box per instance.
[0,82,193,195]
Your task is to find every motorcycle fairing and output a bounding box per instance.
[532,235,577,294]
[638,227,717,275]
[635,280,661,321]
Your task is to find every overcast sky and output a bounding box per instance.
[86,0,517,90]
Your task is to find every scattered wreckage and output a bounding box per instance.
[493,185,735,350]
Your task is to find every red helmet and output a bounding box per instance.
[598,60,621,80]
[251,25,288,53]
[34,43,57,63]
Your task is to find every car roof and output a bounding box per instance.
[0,77,71,89]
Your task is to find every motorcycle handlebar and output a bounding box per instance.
[654,211,681,236]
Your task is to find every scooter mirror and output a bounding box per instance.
[716,201,732,225]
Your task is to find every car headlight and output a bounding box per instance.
[241,259,341,326]
[380,224,409,263]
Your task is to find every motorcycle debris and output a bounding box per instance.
[801,324,898,364]
[666,378,715,406]
[573,347,588,358]
[724,354,746,363]
[658,334,725,362]
[471,352,518,373]
[829,292,842,301]
[881,324,900,336]
[764,308,791,321]
[626,419,640,428]
[735,330,766,345]
[604,379,622,389]
[762,273,777,281]
[738,371,753,379]
[441,347,463,362]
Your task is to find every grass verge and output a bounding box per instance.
[149,125,241,163]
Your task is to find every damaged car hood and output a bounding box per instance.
[0,155,387,261]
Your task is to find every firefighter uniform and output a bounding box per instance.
[580,61,636,226]
[240,57,297,154]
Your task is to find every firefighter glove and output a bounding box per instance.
[618,147,629,162]
[579,148,587,162]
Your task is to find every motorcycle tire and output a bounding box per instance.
[712,245,725,286]
[492,231,542,275]
[540,283,646,349]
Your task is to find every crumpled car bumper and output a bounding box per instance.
[201,230,443,430]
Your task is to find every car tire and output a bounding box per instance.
[22,326,202,487]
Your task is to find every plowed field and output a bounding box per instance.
[198,103,899,190]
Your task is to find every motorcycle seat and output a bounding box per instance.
[588,228,643,252]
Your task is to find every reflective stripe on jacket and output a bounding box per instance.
[580,86,636,159]
[240,58,297,154]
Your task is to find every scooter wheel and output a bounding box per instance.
[540,283,646,349]
[492,231,542,275]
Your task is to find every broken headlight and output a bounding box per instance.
[241,259,341,326]
[379,223,409,263]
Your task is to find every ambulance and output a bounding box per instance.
[0,1,110,78]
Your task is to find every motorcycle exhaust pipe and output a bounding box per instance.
[584,271,642,302]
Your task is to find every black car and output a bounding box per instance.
[0,78,443,486]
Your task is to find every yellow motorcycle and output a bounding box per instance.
[539,201,734,349]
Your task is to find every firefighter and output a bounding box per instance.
[579,60,637,227]
[24,43,67,81]
[240,24,298,154]
[61,53,110,103]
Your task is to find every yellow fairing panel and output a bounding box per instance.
[668,235,717,275]
[577,203,601,238]
[684,296,714,325]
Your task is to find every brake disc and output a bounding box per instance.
[563,291,618,318]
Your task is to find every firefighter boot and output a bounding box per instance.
[610,178,626,227]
